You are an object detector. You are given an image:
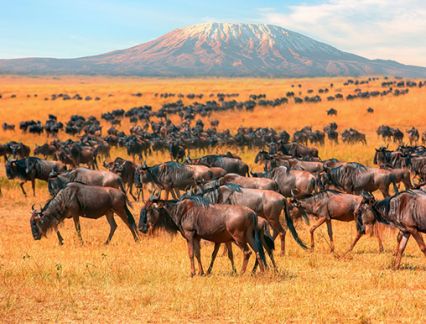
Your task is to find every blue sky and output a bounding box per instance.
[1,0,425,66]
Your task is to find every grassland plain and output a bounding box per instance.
[0,76,425,323]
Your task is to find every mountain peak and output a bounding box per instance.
[0,22,425,77]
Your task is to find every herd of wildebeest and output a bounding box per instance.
[1,78,426,276]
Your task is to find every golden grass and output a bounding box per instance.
[0,76,425,323]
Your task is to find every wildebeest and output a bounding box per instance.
[6,157,66,196]
[34,143,57,159]
[191,155,249,176]
[291,190,381,254]
[48,168,126,197]
[271,166,317,198]
[138,197,268,276]
[407,127,419,145]
[322,162,399,198]
[30,183,139,244]
[104,157,138,200]
[5,141,30,159]
[135,161,196,200]
[195,182,307,255]
[359,190,426,269]
[280,142,319,159]
[220,173,278,191]
[327,108,337,116]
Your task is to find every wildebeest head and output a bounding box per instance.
[30,204,43,240]
[138,198,178,234]
[5,160,17,179]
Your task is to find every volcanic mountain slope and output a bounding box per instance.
[1,22,425,77]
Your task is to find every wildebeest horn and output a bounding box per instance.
[290,189,297,197]
[31,204,35,211]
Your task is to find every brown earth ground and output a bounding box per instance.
[0,76,425,323]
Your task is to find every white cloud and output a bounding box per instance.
[259,0,426,66]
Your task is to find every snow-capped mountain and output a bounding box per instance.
[1,22,425,77]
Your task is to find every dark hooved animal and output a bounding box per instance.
[220,173,277,191]
[135,161,196,200]
[291,190,381,254]
[6,157,66,196]
[30,183,139,244]
[193,155,249,176]
[359,190,426,269]
[322,162,399,198]
[104,157,138,200]
[195,182,307,255]
[48,168,126,197]
[271,166,317,198]
[138,197,268,276]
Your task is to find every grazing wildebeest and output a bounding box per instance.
[271,166,317,198]
[359,190,426,269]
[48,168,126,197]
[138,197,268,276]
[104,157,138,200]
[220,173,277,191]
[30,183,139,245]
[6,157,66,196]
[135,162,196,200]
[322,162,399,198]
[290,190,381,254]
[196,182,307,255]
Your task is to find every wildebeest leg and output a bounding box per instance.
[325,219,334,253]
[380,186,389,198]
[309,216,327,250]
[237,243,252,274]
[185,233,196,277]
[170,189,178,200]
[193,238,204,276]
[271,226,285,256]
[31,178,36,197]
[225,242,237,273]
[409,228,426,258]
[342,231,362,256]
[374,223,384,253]
[19,181,27,197]
[246,235,265,272]
[129,183,138,201]
[73,215,84,244]
[394,231,403,256]
[55,226,64,245]
[105,212,117,244]
[394,232,410,269]
[207,243,221,274]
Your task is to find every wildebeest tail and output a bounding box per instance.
[252,213,266,265]
[263,233,275,251]
[124,203,137,229]
[355,208,365,235]
[119,177,133,208]
[283,200,308,249]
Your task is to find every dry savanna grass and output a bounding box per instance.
[0,76,425,323]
